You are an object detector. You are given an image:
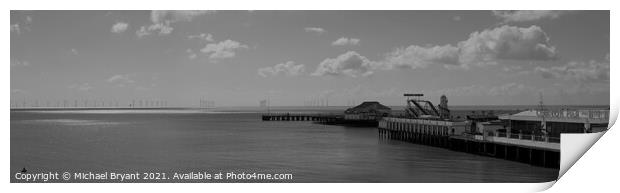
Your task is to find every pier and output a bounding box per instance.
[378,117,560,168]
[261,113,344,124]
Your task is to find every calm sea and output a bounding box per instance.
[10,107,560,183]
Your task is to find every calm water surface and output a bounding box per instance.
[10,109,558,182]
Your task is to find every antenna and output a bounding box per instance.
[538,92,547,134]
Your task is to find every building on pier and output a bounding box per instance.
[499,109,609,138]
[465,114,501,134]
[344,101,391,121]
[475,121,505,136]
[379,117,468,137]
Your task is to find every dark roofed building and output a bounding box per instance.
[344,101,391,121]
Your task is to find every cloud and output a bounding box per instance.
[135,26,150,38]
[136,11,212,38]
[457,25,557,66]
[331,37,360,46]
[200,39,249,60]
[146,23,173,35]
[258,61,306,77]
[70,48,79,55]
[188,33,214,42]
[11,89,26,95]
[452,16,462,21]
[136,22,173,38]
[605,53,609,61]
[380,25,558,70]
[107,73,160,92]
[107,74,135,87]
[150,10,214,23]
[383,44,460,69]
[10,24,20,34]
[311,25,559,78]
[111,22,129,33]
[186,34,214,60]
[10,12,33,35]
[535,59,610,83]
[304,27,326,35]
[69,83,93,92]
[492,10,572,23]
[186,49,197,60]
[312,51,377,77]
[11,60,30,67]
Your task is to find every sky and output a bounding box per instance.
[10,10,610,107]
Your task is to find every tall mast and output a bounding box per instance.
[538,92,547,134]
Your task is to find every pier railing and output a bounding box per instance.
[262,112,323,116]
[483,132,560,151]
[459,132,560,151]
[492,132,560,143]
[261,112,344,122]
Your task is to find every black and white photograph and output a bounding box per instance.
[6,2,617,191]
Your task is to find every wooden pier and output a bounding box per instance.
[378,117,560,168]
[261,113,345,124]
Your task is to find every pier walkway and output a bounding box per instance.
[261,113,344,124]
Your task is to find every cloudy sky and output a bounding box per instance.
[10,10,609,107]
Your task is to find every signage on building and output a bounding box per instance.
[536,110,608,120]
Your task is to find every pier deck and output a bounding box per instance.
[261,112,381,126]
[261,113,344,123]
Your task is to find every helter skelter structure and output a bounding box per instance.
[403,93,450,120]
